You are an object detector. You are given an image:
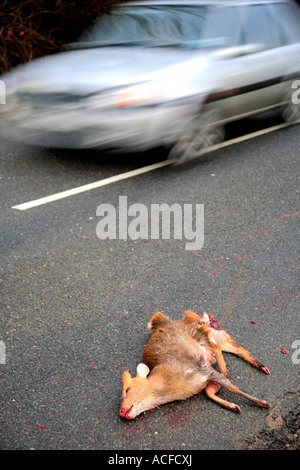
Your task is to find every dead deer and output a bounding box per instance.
[119,310,270,419]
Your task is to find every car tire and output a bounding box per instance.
[281,86,300,123]
[168,109,224,163]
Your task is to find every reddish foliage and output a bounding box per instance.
[0,0,130,74]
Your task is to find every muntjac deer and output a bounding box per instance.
[119,310,270,419]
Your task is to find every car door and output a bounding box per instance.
[229,3,286,116]
[196,5,245,120]
[270,1,300,100]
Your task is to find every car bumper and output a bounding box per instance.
[0,102,197,151]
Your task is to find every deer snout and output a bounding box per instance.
[119,405,133,419]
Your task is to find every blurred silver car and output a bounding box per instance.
[1,0,300,161]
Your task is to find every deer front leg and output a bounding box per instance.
[202,313,270,375]
[220,339,270,375]
[209,341,229,378]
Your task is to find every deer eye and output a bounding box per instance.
[125,387,131,394]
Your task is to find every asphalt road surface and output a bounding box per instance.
[0,111,299,451]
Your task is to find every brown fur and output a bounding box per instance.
[119,310,270,419]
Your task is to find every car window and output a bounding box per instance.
[242,5,281,49]
[271,2,300,44]
[76,6,208,48]
[201,7,242,48]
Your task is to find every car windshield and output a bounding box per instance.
[76,6,208,48]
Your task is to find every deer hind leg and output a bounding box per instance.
[206,368,271,412]
[205,380,242,413]
[204,340,241,414]
[203,339,270,414]
[220,338,270,375]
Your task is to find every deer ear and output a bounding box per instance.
[136,363,150,378]
[122,370,132,387]
[201,312,209,324]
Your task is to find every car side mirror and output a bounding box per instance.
[214,44,264,60]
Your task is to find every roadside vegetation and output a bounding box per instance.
[0,0,128,74]
[1,0,300,75]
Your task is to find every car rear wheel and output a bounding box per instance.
[281,86,300,123]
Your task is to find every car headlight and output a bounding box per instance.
[84,82,165,110]
[114,82,165,108]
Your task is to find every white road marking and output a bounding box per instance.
[12,118,300,211]
[12,159,174,211]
